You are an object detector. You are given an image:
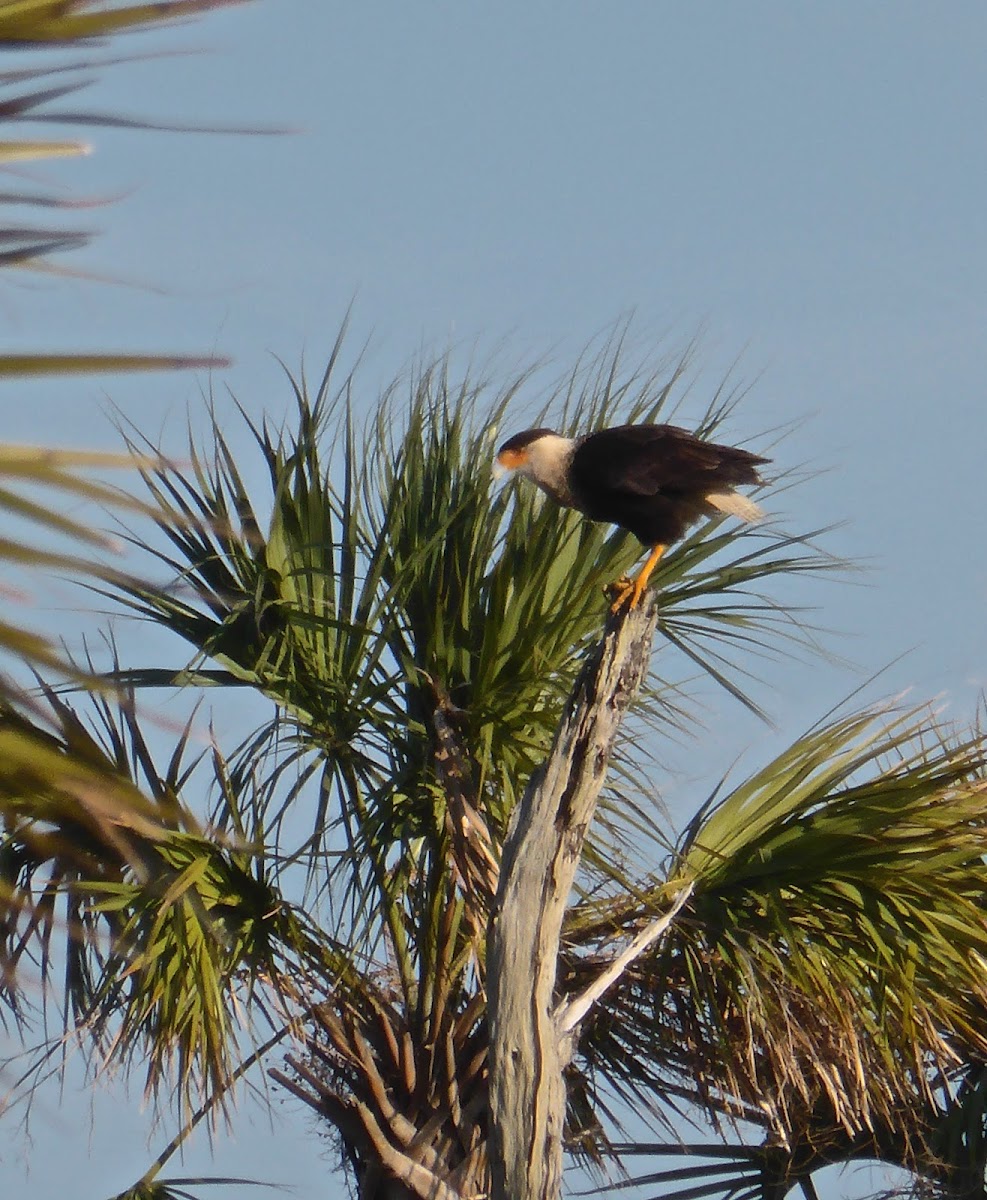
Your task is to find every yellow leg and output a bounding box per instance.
[609,544,666,613]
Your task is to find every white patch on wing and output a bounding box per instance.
[705,491,764,523]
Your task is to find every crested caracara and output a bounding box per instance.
[496,423,769,610]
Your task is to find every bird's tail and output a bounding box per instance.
[705,490,765,523]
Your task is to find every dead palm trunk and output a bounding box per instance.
[487,598,661,1200]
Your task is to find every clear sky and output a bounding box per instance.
[2,4,986,1197]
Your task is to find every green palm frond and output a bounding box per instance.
[0,0,244,230]
[0,445,162,674]
[0,0,246,375]
[0,451,171,1014]
[0,354,230,376]
[0,1,242,44]
[0,450,245,1074]
[571,702,987,1163]
[0,675,334,1114]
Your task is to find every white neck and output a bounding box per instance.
[519,435,577,507]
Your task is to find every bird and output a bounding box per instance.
[496,423,769,610]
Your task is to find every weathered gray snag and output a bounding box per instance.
[487,597,661,1200]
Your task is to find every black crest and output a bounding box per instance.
[497,428,558,454]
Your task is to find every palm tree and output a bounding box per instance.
[5,325,985,1200]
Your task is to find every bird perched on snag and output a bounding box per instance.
[496,423,769,611]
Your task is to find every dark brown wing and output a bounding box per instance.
[571,424,766,500]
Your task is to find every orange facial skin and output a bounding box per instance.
[496,447,529,470]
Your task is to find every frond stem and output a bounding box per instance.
[555,881,694,1036]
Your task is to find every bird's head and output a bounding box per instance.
[495,429,572,481]
[494,429,577,503]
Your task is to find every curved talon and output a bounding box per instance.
[607,577,635,613]
[604,573,632,598]
[607,544,668,614]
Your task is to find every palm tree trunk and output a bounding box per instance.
[488,600,659,1200]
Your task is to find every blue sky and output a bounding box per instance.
[2,3,986,1196]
